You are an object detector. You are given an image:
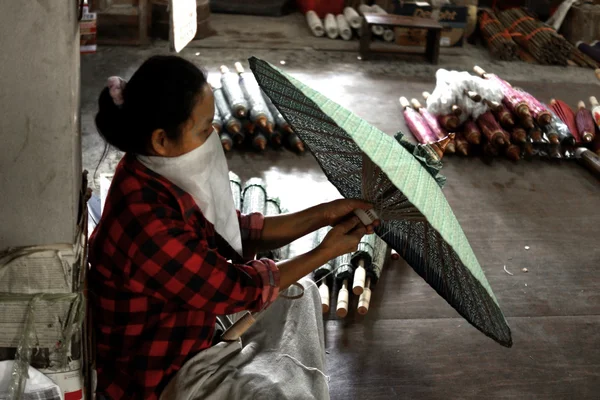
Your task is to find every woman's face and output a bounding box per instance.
[150,83,215,157]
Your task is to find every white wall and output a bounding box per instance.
[0,1,81,248]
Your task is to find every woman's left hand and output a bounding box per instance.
[319,199,380,233]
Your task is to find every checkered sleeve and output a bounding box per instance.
[238,211,265,260]
[124,205,280,314]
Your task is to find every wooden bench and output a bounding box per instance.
[360,13,443,64]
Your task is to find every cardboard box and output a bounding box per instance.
[80,6,97,54]
[392,2,468,47]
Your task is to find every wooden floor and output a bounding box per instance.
[80,38,600,397]
[225,78,600,399]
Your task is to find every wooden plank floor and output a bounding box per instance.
[226,77,600,399]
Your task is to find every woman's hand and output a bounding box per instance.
[317,216,368,259]
[320,199,379,234]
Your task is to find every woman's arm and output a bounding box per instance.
[255,199,375,251]
[276,216,367,290]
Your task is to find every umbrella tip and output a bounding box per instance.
[255,137,267,151]
[234,62,245,75]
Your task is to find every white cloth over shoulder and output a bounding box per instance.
[160,278,329,400]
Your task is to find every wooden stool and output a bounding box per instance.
[360,13,443,64]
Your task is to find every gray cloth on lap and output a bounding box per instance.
[160,278,329,400]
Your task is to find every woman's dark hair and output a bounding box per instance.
[95,55,208,155]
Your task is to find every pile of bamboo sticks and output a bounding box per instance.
[492,8,599,68]
[496,8,571,65]
[478,10,519,61]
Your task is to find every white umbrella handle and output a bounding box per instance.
[319,282,330,313]
[354,208,378,226]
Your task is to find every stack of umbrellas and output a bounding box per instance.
[406,66,600,162]
[212,62,305,154]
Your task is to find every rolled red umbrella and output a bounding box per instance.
[432,134,454,158]
[521,139,534,159]
[474,66,531,121]
[493,104,515,129]
[422,91,460,130]
[502,129,520,161]
[576,101,596,143]
[510,127,527,144]
[454,132,470,156]
[483,142,499,158]
[515,88,552,126]
[399,97,440,145]
[445,137,456,155]
[439,114,460,131]
[463,120,482,145]
[529,125,543,143]
[549,99,580,144]
[592,133,600,156]
[477,111,506,147]
[411,99,447,141]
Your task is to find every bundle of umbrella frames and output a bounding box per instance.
[230,172,390,319]
[212,63,305,154]
[399,66,600,171]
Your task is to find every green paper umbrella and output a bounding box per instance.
[249,57,512,347]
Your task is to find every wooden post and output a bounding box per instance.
[359,17,372,60]
[426,28,441,64]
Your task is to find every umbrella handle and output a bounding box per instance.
[354,208,378,226]
[221,311,256,342]
[319,282,330,314]
[336,279,349,318]
[352,261,366,295]
[357,277,372,315]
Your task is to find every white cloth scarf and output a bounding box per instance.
[138,130,243,256]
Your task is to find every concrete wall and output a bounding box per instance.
[0,1,81,248]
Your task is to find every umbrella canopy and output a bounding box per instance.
[249,57,512,347]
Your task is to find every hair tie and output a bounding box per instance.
[107,76,126,107]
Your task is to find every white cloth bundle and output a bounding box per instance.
[324,13,339,39]
[343,6,362,29]
[426,69,504,121]
[336,14,353,41]
[370,4,394,42]
[358,4,384,36]
[306,10,325,37]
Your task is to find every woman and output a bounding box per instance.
[89,55,375,400]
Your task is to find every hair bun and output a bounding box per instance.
[95,87,131,153]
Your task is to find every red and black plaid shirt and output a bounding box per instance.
[89,154,280,400]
